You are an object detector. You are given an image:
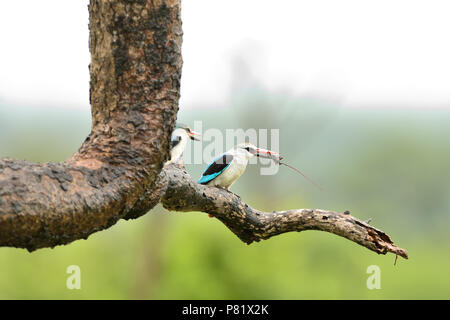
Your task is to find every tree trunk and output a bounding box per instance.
[0,0,182,251]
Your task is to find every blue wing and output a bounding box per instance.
[198,154,234,184]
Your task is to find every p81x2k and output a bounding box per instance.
[226,305,269,315]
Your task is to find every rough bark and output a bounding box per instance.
[161,163,408,259]
[0,0,408,260]
[0,0,182,251]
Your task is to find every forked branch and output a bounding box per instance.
[0,0,408,259]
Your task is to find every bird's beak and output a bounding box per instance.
[255,148,283,161]
[188,130,201,141]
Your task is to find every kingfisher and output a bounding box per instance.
[198,142,281,189]
[167,124,201,164]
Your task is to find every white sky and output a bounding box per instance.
[0,0,449,110]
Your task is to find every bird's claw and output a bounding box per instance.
[215,185,241,199]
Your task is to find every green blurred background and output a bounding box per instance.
[1,0,450,300]
[1,86,449,299]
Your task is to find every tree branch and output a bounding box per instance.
[161,163,408,259]
[0,0,182,251]
[0,0,408,260]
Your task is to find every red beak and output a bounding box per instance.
[188,130,201,141]
[256,148,282,160]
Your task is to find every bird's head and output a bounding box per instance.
[184,126,201,141]
[237,142,282,161]
[176,124,201,141]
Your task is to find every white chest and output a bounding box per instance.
[168,137,188,163]
[208,157,248,188]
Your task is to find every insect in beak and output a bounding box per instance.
[255,148,282,161]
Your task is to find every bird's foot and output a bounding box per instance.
[214,185,241,199]
[228,190,241,199]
